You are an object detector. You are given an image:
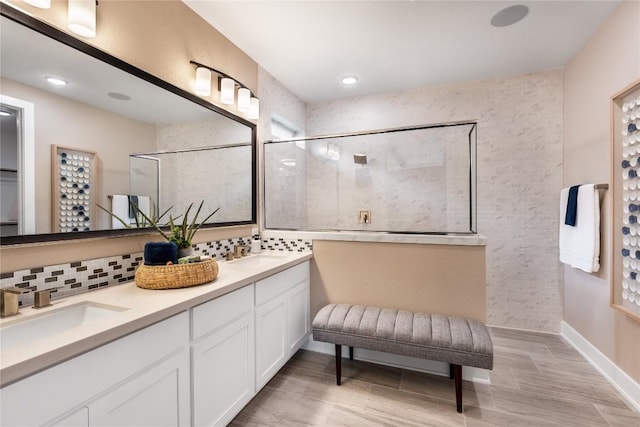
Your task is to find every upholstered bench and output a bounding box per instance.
[312,303,494,413]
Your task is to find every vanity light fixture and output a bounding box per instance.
[237,87,251,112]
[220,77,235,105]
[45,76,68,86]
[190,60,260,119]
[68,0,97,38]
[0,111,12,117]
[23,0,51,8]
[195,66,212,97]
[248,97,260,120]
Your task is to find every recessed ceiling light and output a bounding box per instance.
[0,111,11,117]
[108,92,132,101]
[490,5,529,27]
[341,76,358,85]
[45,76,68,86]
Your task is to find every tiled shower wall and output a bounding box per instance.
[306,69,564,332]
[0,235,313,307]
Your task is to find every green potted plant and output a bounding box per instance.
[136,201,220,257]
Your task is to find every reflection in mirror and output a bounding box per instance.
[127,144,253,227]
[0,9,256,244]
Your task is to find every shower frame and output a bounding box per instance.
[263,120,478,235]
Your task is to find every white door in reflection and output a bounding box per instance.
[0,95,34,236]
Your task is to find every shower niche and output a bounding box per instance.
[264,121,477,234]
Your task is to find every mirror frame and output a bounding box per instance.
[0,4,257,245]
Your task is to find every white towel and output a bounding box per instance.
[110,195,151,229]
[559,184,600,273]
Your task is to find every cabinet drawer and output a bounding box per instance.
[255,262,309,306]
[192,284,254,340]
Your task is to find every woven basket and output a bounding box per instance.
[135,259,218,290]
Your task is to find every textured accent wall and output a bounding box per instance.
[257,66,308,229]
[307,69,564,332]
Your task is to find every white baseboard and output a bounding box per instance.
[302,337,491,384]
[561,321,640,412]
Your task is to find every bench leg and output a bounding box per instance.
[449,363,454,379]
[452,364,463,413]
[335,344,342,386]
[349,346,354,360]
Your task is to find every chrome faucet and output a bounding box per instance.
[1,287,24,318]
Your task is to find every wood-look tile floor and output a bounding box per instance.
[230,327,639,426]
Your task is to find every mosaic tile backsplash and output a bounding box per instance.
[0,235,313,308]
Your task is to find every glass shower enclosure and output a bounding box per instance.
[264,121,477,234]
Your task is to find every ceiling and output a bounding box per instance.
[183,0,621,104]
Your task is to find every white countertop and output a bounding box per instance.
[0,251,312,388]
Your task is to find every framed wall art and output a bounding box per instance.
[611,79,640,321]
[51,145,98,233]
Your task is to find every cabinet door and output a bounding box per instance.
[192,311,255,427]
[287,279,310,356]
[255,294,287,390]
[88,350,190,427]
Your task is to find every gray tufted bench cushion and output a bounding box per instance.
[312,303,494,413]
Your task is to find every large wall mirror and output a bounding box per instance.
[0,6,257,245]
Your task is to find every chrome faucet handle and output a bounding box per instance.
[33,287,63,309]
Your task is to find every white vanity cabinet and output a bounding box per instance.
[255,262,310,390]
[0,312,190,427]
[0,257,311,427]
[191,284,255,427]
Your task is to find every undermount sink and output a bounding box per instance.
[225,253,288,268]
[0,302,129,351]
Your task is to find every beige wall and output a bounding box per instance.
[563,1,640,382]
[1,78,157,233]
[1,0,258,271]
[311,240,486,322]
